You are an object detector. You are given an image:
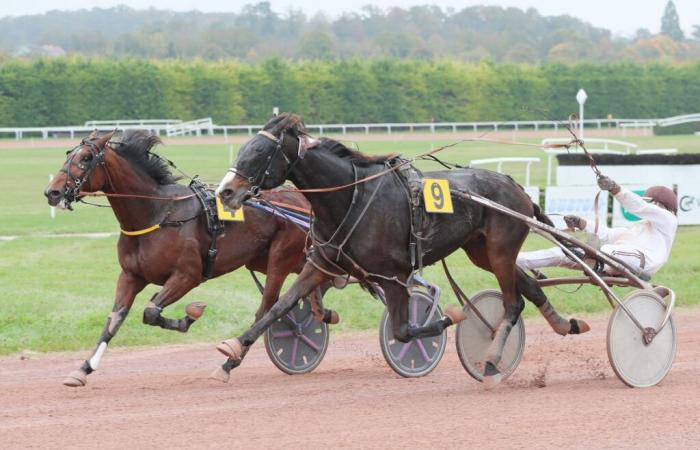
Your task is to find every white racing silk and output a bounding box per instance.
[583,187,677,275]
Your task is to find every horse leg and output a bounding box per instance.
[142,274,203,332]
[473,224,531,390]
[309,282,339,324]
[212,270,289,383]
[467,238,590,337]
[215,263,330,365]
[63,271,146,387]
[383,280,465,343]
[516,268,590,336]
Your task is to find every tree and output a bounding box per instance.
[661,1,684,41]
[692,25,700,40]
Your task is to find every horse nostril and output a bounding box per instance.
[46,189,61,199]
[220,189,233,199]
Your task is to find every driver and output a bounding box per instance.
[517,176,678,276]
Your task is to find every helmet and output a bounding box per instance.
[643,186,677,215]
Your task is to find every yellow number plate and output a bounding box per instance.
[216,197,245,221]
[422,179,453,213]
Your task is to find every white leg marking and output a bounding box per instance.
[89,341,108,370]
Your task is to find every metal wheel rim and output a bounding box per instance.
[264,297,329,375]
[607,289,676,388]
[379,291,447,378]
[455,289,525,382]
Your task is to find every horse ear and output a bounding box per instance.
[297,135,320,159]
[88,129,100,140]
[94,131,115,149]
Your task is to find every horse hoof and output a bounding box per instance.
[569,318,591,335]
[482,372,503,390]
[209,367,230,383]
[444,304,467,325]
[186,302,207,320]
[63,370,87,387]
[323,309,340,325]
[332,276,348,289]
[482,362,502,390]
[217,338,244,360]
[576,319,591,334]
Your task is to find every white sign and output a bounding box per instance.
[677,185,700,225]
[611,185,649,227]
[576,89,588,105]
[524,186,540,204]
[544,186,608,229]
[556,164,700,187]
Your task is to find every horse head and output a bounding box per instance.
[216,113,318,210]
[45,130,114,209]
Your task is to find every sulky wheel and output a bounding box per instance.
[607,289,676,388]
[455,289,525,382]
[379,291,447,378]
[264,296,329,375]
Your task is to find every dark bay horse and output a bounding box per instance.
[216,113,589,389]
[44,130,326,387]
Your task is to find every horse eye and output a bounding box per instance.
[81,154,93,162]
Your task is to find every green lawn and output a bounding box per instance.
[0,134,698,355]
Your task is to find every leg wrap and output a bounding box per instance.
[538,301,571,336]
[143,302,191,332]
[142,302,163,325]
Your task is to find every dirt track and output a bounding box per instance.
[2,309,700,449]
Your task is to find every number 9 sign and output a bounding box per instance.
[422,178,454,213]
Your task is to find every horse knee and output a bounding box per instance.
[142,302,162,325]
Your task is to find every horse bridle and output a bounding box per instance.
[227,130,307,197]
[59,138,108,208]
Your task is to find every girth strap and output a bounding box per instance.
[190,178,225,280]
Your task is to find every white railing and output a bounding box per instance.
[469,157,540,187]
[165,118,214,137]
[542,138,640,186]
[1,113,698,140]
[84,119,182,127]
[656,113,700,127]
[214,118,634,138]
[636,148,679,155]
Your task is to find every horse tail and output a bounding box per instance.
[531,201,580,255]
[532,202,554,227]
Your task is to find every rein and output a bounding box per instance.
[275,136,585,195]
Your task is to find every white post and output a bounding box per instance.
[273,107,279,116]
[49,174,56,219]
[576,89,588,140]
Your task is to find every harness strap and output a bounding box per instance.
[121,224,161,236]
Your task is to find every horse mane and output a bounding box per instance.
[263,113,397,166]
[111,130,179,185]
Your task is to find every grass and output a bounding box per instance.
[0,133,699,355]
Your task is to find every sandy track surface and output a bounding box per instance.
[2,309,699,449]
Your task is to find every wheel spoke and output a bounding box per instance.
[396,340,413,360]
[301,313,315,330]
[299,334,321,353]
[289,337,299,367]
[415,338,432,363]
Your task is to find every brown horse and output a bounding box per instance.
[44,130,329,387]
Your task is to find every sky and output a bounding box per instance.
[2,0,698,37]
